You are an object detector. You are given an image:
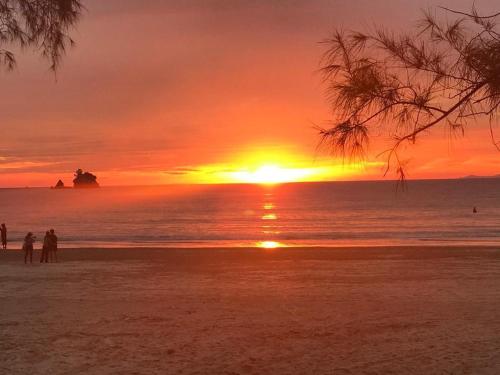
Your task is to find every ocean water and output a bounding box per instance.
[0,179,499,248]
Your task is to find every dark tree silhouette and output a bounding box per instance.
[73,169,99,188]
[318,6,500,181]
[0,0,82,72]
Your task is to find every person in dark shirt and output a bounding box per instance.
[1,223,7,250]
[49,229,58,263]
[23,232,35,264]
[40,231,50,263]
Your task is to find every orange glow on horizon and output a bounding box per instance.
[0,146,387,187]
[0,157,385,187]
[229,165,314,184]
[186,149,387,185]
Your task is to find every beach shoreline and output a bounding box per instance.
[2,245,500,374]
[1,244,500,262]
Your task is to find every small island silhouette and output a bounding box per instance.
[73,169,99,188]
[51,170,99,189]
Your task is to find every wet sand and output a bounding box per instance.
[1,246,500,374]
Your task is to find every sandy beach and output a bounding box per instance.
[1,246,500,374]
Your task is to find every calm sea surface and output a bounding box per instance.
[0,179,499,248]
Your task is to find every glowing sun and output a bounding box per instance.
[230,165,313,184]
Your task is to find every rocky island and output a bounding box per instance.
[53,179,65,189]
[52,170,99,189]
[73,169,99,188]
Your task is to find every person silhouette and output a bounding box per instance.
[49,229,58,263]
[23,232,35,264]
[1,223,7,250]
[40,231,50,263]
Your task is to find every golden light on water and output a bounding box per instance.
[257,241,283,249]
[261,224,281,234]
[262,213,277,220]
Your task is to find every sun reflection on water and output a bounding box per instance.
[261,213,277,220]
[257,241,284,249]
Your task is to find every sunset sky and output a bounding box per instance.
[0,0,499,187]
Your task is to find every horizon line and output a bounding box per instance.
[1,175,499,189]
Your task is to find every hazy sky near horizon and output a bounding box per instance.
[0,0,499,186]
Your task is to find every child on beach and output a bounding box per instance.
[23,232,36,264]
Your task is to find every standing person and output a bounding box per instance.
[40,231,50,263]
[49,229,58,263]
[1,223,6,250]
[23,232,35,264]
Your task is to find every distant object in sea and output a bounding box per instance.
[73,169,99,188]
[53,180,65,189]
[461,174,500,179]
[473,206,478,214]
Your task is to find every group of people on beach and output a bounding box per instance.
[1,224,59,264]
[23,229,58,264]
